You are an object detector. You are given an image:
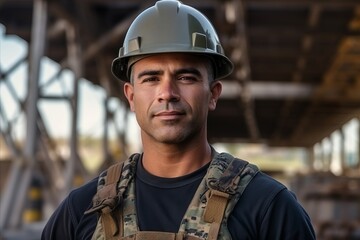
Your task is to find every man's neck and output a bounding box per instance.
[141,141,212,178]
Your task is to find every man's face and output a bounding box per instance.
[124,53,222,145]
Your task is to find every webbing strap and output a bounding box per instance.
[203,190,230,240]
[102,213,118,239]
[101,163,123,239]
[203,190,229,223]
[107,163,122,184]
[85,162,124,215]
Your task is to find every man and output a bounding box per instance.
[42,1,316,239]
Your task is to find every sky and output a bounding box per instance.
[0,24,140,148]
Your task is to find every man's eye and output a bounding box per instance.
[142,77,158,83]
[178,76,197,82]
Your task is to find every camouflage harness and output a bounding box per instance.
[85,151,259,240]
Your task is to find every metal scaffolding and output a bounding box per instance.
[0,0,129,230]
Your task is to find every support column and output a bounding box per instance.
[313,143,322,171]
[0,0,48,229]
[327,139,333,171]
[306,146,315,172]
[339,129,346,175]
[357,117,360,172]
[319,141,325,171]
[98,59,113,170]
[102,96,113,169]
[322,138,332,172]
[64,24,84,192]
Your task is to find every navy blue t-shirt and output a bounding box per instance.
[41,159,315,240]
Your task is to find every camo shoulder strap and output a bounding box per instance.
[86,151,259,240]
[178,151,259,239]
[84,153,140,240]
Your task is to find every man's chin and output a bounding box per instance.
[154,130,189,144]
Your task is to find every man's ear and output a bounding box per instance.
[209,80,222,111]
[124,82,135,112]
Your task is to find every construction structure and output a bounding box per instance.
[0,0,359,239]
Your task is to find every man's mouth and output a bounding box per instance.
[154,110,185,120]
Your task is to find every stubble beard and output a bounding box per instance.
[143,117,204,146]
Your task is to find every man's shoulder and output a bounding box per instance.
[66,177,99,211]
[235,171,289,211]
[233,170,309,222]
[229,171,316,239]
[250,171,287,193]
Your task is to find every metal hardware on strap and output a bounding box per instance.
[203,190,230,240]
[203,190,229,223]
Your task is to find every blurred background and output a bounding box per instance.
[0,0,359,239]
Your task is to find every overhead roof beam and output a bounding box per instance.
[221,81,315,99]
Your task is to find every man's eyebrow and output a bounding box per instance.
[136,67,202,79]
[175,67,202,77]
[137,70,163,79]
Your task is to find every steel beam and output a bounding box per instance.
[358,117,360,171]
[221,81,314,99]
[0,0,48,229]
[340,128,346,174]
[63,24,84,193]
[306,147,315,172]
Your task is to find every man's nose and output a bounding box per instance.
[157,79,180,102]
